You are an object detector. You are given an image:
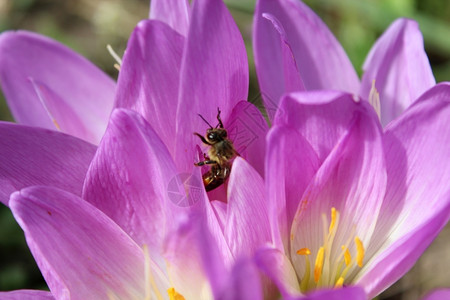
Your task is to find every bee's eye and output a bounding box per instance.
[208,132,216,140]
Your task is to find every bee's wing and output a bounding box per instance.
[226,97,268,158]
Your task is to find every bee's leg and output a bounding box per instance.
[195,160,217,167]
[216,107,224,128]
[194,132,213,145]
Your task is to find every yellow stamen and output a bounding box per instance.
[355,237,365,267]
[298,248,311,292]
[340,260,354,279]
[369,79,381,120]
[334,260,345,284]
[334,276,344,288]
[106,44,123,71]
[168,288,185,300]
[297,248,311,255]
[29,78,61,131]
[341,245,351,266]
[329,207,337,234]
[296,208,367,292]
[314,247,325,283]
[143,244,164,300]
[52,119,61,131]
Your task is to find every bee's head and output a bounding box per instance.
[206,128,227,143]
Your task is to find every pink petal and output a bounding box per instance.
[210,200,227,232]
[150,0,190,36]
[82,108,179,253]
[253,12,305,120]
[0,122,95,206]
[0,31,115,144]
[114,20,184,155]
[226,101,269,176]
[360,18,436,126]
[265,125,319,249]
[225,158,271,257]
[174,0,248,173]
[164,218,227,299]
[272,91,386,249]
[254,0,359,94]
[357,82,450,297]
[0,290,54,300]
[275,91,366,163]
[290,100,386,280]
[255,246,301,297]
[27,79,96,143]
[217,259,264,300]
[357,198,450,298]
[10,186,145,299]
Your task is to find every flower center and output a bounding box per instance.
[296,207,365,292]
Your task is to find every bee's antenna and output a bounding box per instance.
[216,107,224,128]
[198,114,214,129]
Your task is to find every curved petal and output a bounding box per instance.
[10,186,145,300]
[226,101,269,176]
[275,91,364,163]
[360,19,435,126]
[174,0,249,173]
[289,101,386,286]
[0,122,95,206]
[225,158,271,258]
[0,290,54,300]
[357,198,450,298]
[265,125,319,250]
[82,108,180,254]
[255,246,301,297]
[164,218,224,300]
[150,0,190,36]
[254,0,359,95]
[357,83,450,297]
[114,20,184,154]
[217,259,264,300]
[253,11,305,120]
[0,31,115,144]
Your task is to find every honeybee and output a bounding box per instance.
[194,108,239,191]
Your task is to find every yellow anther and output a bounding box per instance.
[334,277,344,288]
[355,237,365,268]
[168,288,185,300]
[329,207,337,233]
[297,248,311,255]
[341,245,351,266]
[314,247,325,283]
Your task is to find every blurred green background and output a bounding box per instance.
[0,0,449,299]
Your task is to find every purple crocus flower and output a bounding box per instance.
[0,0,272,298]
[253,0,436,127]
[256,85,450,298]
[0,106,268,299]
[251,0,449,298]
